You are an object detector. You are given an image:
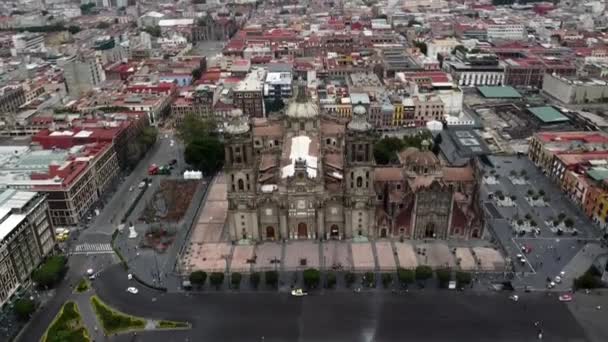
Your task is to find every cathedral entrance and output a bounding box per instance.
[380,228,387,238]
[472,229,479,238]
[424,223,436,238]
[266,226,275,240]
[297,223,308,238]
[330,225,339,239]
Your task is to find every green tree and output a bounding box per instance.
[184,137,225,175]
[265,270,278,288]
[209,272,224,289]
[415,266,433,281]
[303,268,321,289]
[413,41,427,55]
[80,3,95,14]
[250,272,261,289]
[564,218,575,228]
[436,268,452,288]
[456,271,472,287]
[14,298,36,321]
[137,127,158,148]
[344,272,356,288]
[32,256,67,289]
[364,272,375,288]
[231,272,242,289]
[558,212,567,221]
[177,114,215,145]
[144,25,161,37]
[67,25,81,34]
[191,67,202,81]
[326,272,337,289]
[264,97,285,113]
[189,271,207,288]
[374,137,405,164]
[397,268,415,285]
[381,273,393,288]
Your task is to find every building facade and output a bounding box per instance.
[225,85,483,241]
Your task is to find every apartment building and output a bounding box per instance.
[58,55,106,97]
[0,190,54,307]
[233,69,266,118]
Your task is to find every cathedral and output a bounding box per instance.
[224,84,483,242]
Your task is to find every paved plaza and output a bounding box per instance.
[351,242,376,271]
[253,242,283,271]
[417,242,456,269]
[230,245,254,272]
[182,242,231,273]
[284,241,320,270]
[322,241,352,270]
[375,241,397,270]
[456,247,477,270]
[189,173,227,244]
[395,241,419,269]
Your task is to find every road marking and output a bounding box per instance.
[72,243,113,255]
[510,238,537,274]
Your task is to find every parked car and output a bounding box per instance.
[126,287,139,294]
[558,294,573,302]
[291,288,307,297]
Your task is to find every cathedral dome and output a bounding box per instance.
[347,104,372,132]
[225,108,250,135]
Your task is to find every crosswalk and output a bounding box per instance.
[71,243,114,255]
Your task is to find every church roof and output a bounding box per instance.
[442,166,475,182]
[321,121,345,135]
[399,147,439,168]
[281,135,320,179]
[375,167,403,182]
[324,153,343,170]
[286,82,318,119]
[252,122,283,137]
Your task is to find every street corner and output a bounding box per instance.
[322,240,352,270]
[472,247,505,272]
[375,241,396,271]
[284,241,319,271]
[415,241,455,269]
[230,244,254,273]
[252,242,283,271]
[455,247,477,271]
[394,241,418,269]
[182,242,232,274]
[351,242,375,271]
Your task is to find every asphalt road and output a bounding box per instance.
[92,264,589,342]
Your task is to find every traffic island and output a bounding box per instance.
[90,296,190,335]
[42,301,90,342]
[74,278,90,293]
[90,295,145,335]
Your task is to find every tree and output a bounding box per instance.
[14,298,36,321]
[67,25,81,34]
[265,270,278,288]
[231,272,242,289]
[510,170,517,177]
[415,266,433,281]
[413,41,427,55]
[80,3,95,14]
[32,256,67,289]
[144,25,161,37]
[209,272,224,289]
[436,268,451,288]
[374,137,404,165]
[303,268,321,289]
[456,271,472,287]
[250,272,261,289]
[184,137,225,175]
[564,218,575,228]
[524,213,532,220]
[538,189,545,196]
[326,272,337,289]
[381,273,393,288]
[265,97,285,113]
[137,127,158,148]
[191,67,202,81]
[344,272,356,288]
[397,268,415,285]
[558,212,567,221]
[364,272,375,288]
[189,271,207,288]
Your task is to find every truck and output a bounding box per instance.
[148,164,159,175]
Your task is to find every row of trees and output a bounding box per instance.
[189,267,473,290]
[373,131,439,165]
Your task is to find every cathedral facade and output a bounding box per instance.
[225,85,483,242]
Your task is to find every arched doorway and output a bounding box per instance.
[266,226,275,240]
[380,228,387,238]
[472,229,479,238]
[425,223,435,238]
[297,222,307,238]
[330,224,339,239]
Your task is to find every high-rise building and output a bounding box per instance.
[59,55,106,97]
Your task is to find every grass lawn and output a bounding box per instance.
[156,320,190,329]
[42,301,90,342]
[90,296,145,335]
[74,278,90,293]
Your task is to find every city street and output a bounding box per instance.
[89,264,589,342]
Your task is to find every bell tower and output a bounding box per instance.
[225,109,259,241]
[344,104,376,238]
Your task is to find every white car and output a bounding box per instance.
[554,276,562,284]
[86,268,94,276]
[127,273,133,280]
[547,281,556,289]
[509,295,519,302]
[558,294,572,302]
[126,287,139,294]
[291,288,307,297]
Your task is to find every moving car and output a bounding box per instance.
[291,288,307,297]
[127,274,133,280]
[509,295,519,302]
[126,287,139,294]
[558,294,573,302]
[547,281,556,289]
[554,276,562,284]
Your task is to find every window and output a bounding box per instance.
[238,179,244,191]
[356,176,363,188]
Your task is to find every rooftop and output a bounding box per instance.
[477,86,522,98]
[528,106,569,124]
